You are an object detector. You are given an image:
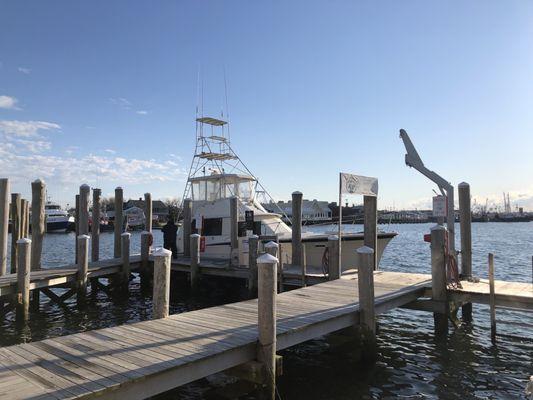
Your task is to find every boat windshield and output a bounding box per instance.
[190,174,255,202]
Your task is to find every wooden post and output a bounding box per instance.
[230,196,239,265]
[121,232,131,286]
[31,179,45,271]
[10,193,21,273]
[327,235,340,280]
[431,225,448,335]
[144,192,152,232]
[257,253,278,400]
[488,253,496,344]
[291,191,303,268]
[75,194,79,263]
[357,246,375,334]
[363,195,378,270]
[77,235,89,302]
[265,241,278,258]
[248,235,259,295]
[190,233,201,289]
[114,187,123,258]
[91,188,101,262]
[152,247,172,319]
[20,199,28,239]
[79,184,90,235]
[140,231,152,287]
[458,182,473,322]
[0,179,9,276]
[16,238,31,324]
[183,199,192,257]
[301,245,307,287]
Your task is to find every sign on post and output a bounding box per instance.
[245,210,254,230]
[432,195,447,217]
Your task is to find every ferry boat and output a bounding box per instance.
[176,116,396,271]
[45,201,73,233]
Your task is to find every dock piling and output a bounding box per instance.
[20,199,29,239]
[0,179,9,276]
[121,232,131,287]
[77,235,90,302]
[458,182,473,322]
[265,241,278,258]
[31,179,45,271]
[230,196,239,265]
[431,225,448,335]
[79,184,90,236]
[144,193,152,232]
[190,233,201,289]
[327,235,340,280]
[10,193,21,273]
[140,231,152,288]
[363,195,378,270]
[183,199,192,257]
[248,235,259,295]
[75,194,79,263]
[114,187,123,258]
[16,238,31,323]
[153,247,172,319]
[488,253,496,344]
[91,188,101,262]
[291,191,303,268]
[257,252,278,400]
[357,246,376,334]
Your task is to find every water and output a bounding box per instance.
[1,223,532,399]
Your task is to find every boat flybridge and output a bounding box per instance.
[176,116,396,271]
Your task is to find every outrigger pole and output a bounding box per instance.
[399,129,456,255]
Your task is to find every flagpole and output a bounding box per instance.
[338,173,342,274]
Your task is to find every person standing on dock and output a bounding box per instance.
[162,217,178,259]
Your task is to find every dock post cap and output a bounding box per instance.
[190,233,201,238]
[77,234,90,240]
[249,234,259,239]
[356,246,374,254]
[32,178,45,184]
[115,186,123,190]
[144,192,151,196]
[430,224,447,232]
[93,187,101,192]
[257,253,278,264]
[292,191,302,195]
[153,247,172,257]
[264,241,278,249]
[16,238,31,245]
[328,235,339,241]
[141,230,151,235]
[458,182,470,188]
[121,232,131,237]
[80,184,90,190]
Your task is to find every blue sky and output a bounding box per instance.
[1,1,532,210]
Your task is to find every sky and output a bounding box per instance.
[1,1,532,211]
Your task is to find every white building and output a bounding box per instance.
[263,199,332,223]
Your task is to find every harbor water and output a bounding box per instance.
[1,223,532,399]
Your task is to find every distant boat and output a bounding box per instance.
[45,202,72,233]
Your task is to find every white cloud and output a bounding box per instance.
[0,120,61,138]
[0,148,187,186]
[18,67,31,74]
[109,97,131,110]
[13,139,51,153]
[104,148,116,154]
[136,110,148,115]
[65,146,80,155]
[0,95,20,110]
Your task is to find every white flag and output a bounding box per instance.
[339,173,378,196]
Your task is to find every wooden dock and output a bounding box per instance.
[0,271,430,400]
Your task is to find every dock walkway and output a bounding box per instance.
[0,271,430,400]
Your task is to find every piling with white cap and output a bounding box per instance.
[153,247,172,319]
[257,252,278,400]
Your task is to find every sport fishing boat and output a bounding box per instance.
[45,201,72,232]
[176,116,396,271]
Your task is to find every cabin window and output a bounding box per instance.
[203,218,223,236]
